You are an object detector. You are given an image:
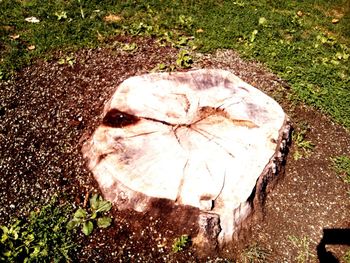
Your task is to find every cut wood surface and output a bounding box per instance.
[83,69,290,244]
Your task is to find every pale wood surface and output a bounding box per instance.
[82,69,289,243]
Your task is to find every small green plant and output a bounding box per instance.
[127,22,154,36]
[241,244,270,263]
[175,35,195,48]
[151,63,176,73]
[156,31,196,49]
[0,196,76,262]
[54,11,68,21]
[172,234,190,253]
[178,15,193,30]
[67,194,112,236]
[292,122,315,160]
[58,55,75,67]
[121,43,138,52]
[176,50,193,69]
[156,63,167,71]
[331,155,350,184]
[288,235,314,263]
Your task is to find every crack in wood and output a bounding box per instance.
[101,104,258,166]
[175,159,190,204]
[171,92,191,113]
[190,127,235,159]
[213,169,226,202]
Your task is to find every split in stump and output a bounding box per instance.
[82,69,291,250]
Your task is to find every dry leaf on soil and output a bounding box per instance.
[9,34,20,40]
[25,17,40,23]
[332,18,340,24]
[104,14,122,23]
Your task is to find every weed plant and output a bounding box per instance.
[0,194,113,261]
[292,122,315,160]
[172,234,190,253]
[288,235,315,263]
[68,194,112,236]
[0,196,76,262]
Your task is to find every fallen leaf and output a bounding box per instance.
[9,34,20,40]
[104,14,122,23]
[69,119,81,127]
[332,18,340,24]
[25,17,40,23]
[196,28,204,33]
[27,45,36,51]
[297,11,303,17]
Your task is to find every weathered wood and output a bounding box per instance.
[82,69,290,246]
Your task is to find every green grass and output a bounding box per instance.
[0,196,76,262]
[0,193,113,261]
[331,155,350,184]
[1,0,349,128]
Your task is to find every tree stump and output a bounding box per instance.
[82,69,290,247]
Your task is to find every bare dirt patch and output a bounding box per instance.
[1,37,349,262]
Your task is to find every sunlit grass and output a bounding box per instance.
[1,0,349,127]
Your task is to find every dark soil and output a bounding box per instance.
[1,37,349,262]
